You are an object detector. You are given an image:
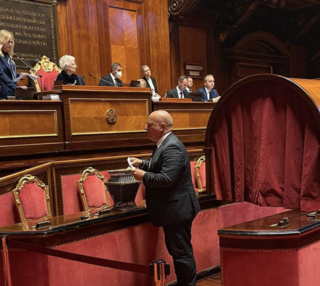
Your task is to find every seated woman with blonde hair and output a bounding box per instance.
[138,78,161,101]
[56,55,85,85]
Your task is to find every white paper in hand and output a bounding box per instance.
[127,157,135,170]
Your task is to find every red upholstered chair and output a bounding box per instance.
[12,174,52,222]
[77,167,111,212]
[190,156,206,195]
[30,55,61,92]
[195,155,206,193]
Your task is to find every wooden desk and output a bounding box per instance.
[54,85,153,150]
[219,210,320,286]
[153,101,216,144]
[0,100,64,156]
[0,87,211,172]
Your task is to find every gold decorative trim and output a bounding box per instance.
[30,55,61,92]
[12,174,52,223]
[168,0,202,17]
[78,167,110,213]
[195,155,205,193]
[106,109,117,125]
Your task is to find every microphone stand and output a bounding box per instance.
[14,56,43,92]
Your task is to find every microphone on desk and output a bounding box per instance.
[14,55,43,92]
[82,75,86,85]
[14,55,38,73]
[89,73,120,86]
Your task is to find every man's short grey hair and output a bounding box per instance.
[204,74,214,82]
[59,55,75,71]
[178,75,188,82]
[111,62,121,72]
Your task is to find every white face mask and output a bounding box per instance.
[116,71,122,78]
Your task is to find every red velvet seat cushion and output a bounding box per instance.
[61,171,145,215]
[190,161,198,190]
[83,175,107,208]
[36,68,60,91]
[198,163,206,189]
[19,182,48,220]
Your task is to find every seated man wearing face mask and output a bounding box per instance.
[99,62,123,86]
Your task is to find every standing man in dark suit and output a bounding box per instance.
[166,75,189,98]
[130,110,200,286]
[99,62,123,86]
[197,74,221,102]
[141,64,159,94]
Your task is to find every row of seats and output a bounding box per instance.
[11,156,206,223]
[12,167,111,223]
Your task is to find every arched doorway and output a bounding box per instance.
[224,32,290,86]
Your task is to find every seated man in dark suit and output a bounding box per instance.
[99,62,123,86]
[186,77,193,93]
[197,74,221,102]
[166,75,189,98]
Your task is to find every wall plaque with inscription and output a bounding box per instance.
[0,0,58,69]
[184,62,204,78]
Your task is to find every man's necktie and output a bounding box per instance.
[180,92,184,98]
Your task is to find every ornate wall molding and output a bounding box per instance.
[234,32,290,56]
[168,0,202,18]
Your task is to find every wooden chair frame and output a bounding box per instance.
[12,174,52,222]
[78,167,110,212]
[195,155,206,193]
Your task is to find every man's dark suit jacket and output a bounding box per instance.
[166,88,189,98]
[141,133,200,227]
[0,56,18,99]
[197,87,219,102]
[143,76,158,94]
[99,74,123,86]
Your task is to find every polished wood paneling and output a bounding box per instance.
[56,0,171,94]
[109,7,140,83]
[0,110,58,137]
[198,274,221,286]
[57,0,101,86]
[60,86,152,150]
[170,26,181,91]
[0,101,64,156]
[143,0,171,96]
[69,98,148,134]
[153,101,215,143]
[97,0,145,81]
[165,109,211,130]
[179,26,207,91]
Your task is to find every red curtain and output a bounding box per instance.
[211,81,320,211]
